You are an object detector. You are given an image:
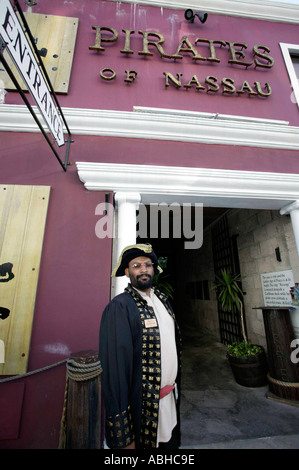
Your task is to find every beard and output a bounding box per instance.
[132,273,154,291]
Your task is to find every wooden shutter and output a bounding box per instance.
[0,185,51,375]
[0,12,79,94]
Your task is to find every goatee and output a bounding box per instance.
[136,274,153,291]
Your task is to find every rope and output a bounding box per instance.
[59,358,102,449]
[267,373,299,388]
[66,358,102,382]
[0,354,102,450]
[0,357,102,384]
[0,359,67,384]
[58,376,69,450]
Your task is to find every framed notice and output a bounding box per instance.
[261,270,294,307]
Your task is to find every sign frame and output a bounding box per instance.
[261,270,294,307]
[0,0,72,171]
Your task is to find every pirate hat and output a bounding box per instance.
[111,244,162,277]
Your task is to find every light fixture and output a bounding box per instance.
[184,9,208,24]
[25,1,37,6]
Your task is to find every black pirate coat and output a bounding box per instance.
[99,284,181,449]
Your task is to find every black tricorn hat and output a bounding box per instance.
[111,244,162,277]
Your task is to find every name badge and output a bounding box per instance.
[144,318,158,328]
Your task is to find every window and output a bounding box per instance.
[291,54,299,80]
[280,43,299,108]
[185,280,210,300]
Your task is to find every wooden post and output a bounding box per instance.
[261,307,299,402]
[61,350,102,449]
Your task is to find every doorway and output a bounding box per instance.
[137,204,230,341]
[211,213,245,345]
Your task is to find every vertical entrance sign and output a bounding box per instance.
[0,0,72,171]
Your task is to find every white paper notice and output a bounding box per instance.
[261,270,294,307]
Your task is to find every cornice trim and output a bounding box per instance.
[76,161,299,210]
[107,0,299,25]
[1,104,299,150]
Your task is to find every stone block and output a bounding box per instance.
[260,238,277,257]
[253,226,268,243]
[245,213,258,233]
[257,210,272,227]
[250,245,261,259]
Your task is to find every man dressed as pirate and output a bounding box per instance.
[99,244,181,449]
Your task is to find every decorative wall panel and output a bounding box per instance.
[0,185,50,375]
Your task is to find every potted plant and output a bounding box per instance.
[213,268,268,387]
[153,257,174,299]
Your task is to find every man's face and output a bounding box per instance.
[125,256,155,291]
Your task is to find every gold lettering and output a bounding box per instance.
[183,74,205,90]
[205,75,219,93]
[253,45,275,69]
[163,72,271,99]
[163,71,182,88]
[89,26,118,52]
[124,70,137,83]
[195,38,226,63]
[222,77,236,94]
[120,29,135,54]
[138,31,171,58]
[172,36,204,60]
[237,80,258,95]
[227,42,253,68]
[100,68,116,80]
[255,81,272,97]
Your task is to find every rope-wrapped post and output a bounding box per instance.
[60,350,102,449]
[261,307,299,402]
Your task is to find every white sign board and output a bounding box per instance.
[0,0,64,146]
[261,270,294,307]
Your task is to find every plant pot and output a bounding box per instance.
[227,347,268,387]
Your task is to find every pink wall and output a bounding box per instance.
[0,130,299,448]
[0,132,112,448]
[5,0,299,126]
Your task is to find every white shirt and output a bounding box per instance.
[136,288,178,444]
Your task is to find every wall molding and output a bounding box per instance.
[1,104,299,151]
[107,0,299,25]
[76,161,299,210]
[280,43,299,109]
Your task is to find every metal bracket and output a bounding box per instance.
[0,38,7,54]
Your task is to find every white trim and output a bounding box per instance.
[106,0,299,25]
[76,161,299,210]
[1,104,299,150]
[280,200,299,257]
[133,106,289,126]
[280,43,299,109]
[114,192,141,296]
[280,200,299,215]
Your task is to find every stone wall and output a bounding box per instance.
[227,209,298,348]
[175,208,298,349]
[175,223,219,337]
